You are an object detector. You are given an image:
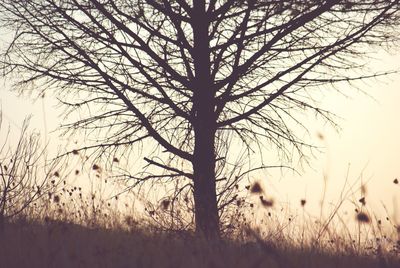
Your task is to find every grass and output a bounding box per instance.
[0,217,399,268]
[0,171,399,268]
[0,163,399,268]
[0,132,399,268]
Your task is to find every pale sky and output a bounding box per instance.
[255,50,400,223]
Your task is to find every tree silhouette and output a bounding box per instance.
[0,0,399,239]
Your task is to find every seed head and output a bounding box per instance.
[161,199,170,210]
[356,212,370,224]
[250,182,263,194]
[260,196,274,207]
[53,195,60,203]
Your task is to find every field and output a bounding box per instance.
[0,198,399,268]
[0,123,399,268]
[0,218,398,268]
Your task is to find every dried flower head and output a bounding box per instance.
[356,212,370,223]
[250,182,263,194]
[53,195,60,203]
[161,199,170,210]
[359,197,366,206]
[260,196,274,207]
[300,199,306,207]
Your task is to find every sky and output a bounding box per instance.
[0,40,399,230]
[254,50,400,223]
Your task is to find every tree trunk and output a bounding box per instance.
[191,0,220,239]
[193,126,220,239]
[0,213,5,235]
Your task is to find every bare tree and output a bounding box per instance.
[0,0,399,239]
[0,115,59,231]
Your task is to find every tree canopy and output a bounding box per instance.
[1,0,399,238]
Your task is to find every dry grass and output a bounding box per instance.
[0,173,398,268]
[0,166,398,268]
[0,217,399,268]
[1,131,399,267]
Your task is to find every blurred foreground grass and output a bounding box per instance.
[0,217,399,268]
